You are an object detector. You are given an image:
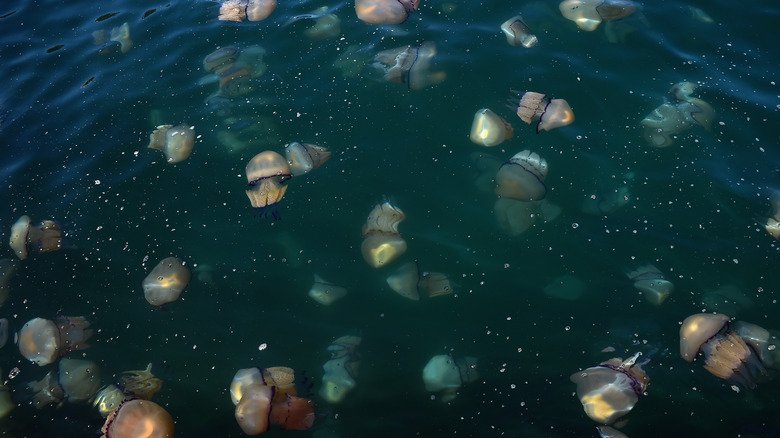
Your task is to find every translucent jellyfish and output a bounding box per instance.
[142,257,191,306]
[700,284,753,318]
[559,0,638,31]
[422,354,479,402]
[17,316,93,366]
[93,22,132,54]
[284,142,331,176]
[308,274,348,305]
[109,22,133,53]
[493,198,538,236]
[372,42,446,90]
[495,150,549,202]
[762,195,780,240]
[235,384,273,434]
[9,215,63,260]
[245,151,292,220]
[732,321,775,368]
[303,7,342,40]
[28,358,100,408]
[570,352,649,424]
[0,258,18,308]
[626,264,674,306]
[100,400,174,438]
[203,46,239,74]
[320,335,361,404]
[94,363,164,417]
[219,0,277,22]
[418,271,453,298]
[469,108,514,147]
[640,82,714,148]
[147,123,195,163]
[506,90,574,133]
[501,15,538,48]
[361,202,407,268]
[355,0,420,25]
[386,261,421,301]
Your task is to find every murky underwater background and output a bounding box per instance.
[1,0,780,436]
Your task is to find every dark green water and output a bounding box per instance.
[1,0,779,436]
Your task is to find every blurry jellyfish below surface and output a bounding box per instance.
[320,335,361,404]
[761,195,780,240]
[360,202,407,268]
[626,265,674,306]
[94,363,163,417]
[559,0,638,31]
[303,7,341,40]
[0,258,18,307]
[500,15,538,47]
[284,142,331,176]
[372,42,446,90]
[142,257,191,306]
[100,399,174,438]
[355,0,420,25]
[28,358,100,408]
[219,0,277,22]
[640,81,714,148]
[308,274,348,305]
[570,352,649,425]
[17,316,93,366]
[700,284,753,317]
[93,22,132,54]
[245,151,292,220]
[495,150,549,202]
[9,215,63,260]
[386,261,454,300]
[469,108,514,147]
[147,123,195,163]
[506,90,574,133]
[202,45,267,99]
[679,313,768,388]
[422,354,479,402]
[0,368,12,418]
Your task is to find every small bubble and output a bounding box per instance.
[565,326,571,331]
[8,367,20,379]
[258,343,267,351]
[572,223,579,229]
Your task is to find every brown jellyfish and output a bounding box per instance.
[361,202,407,268]
[469,108,514,147]
[235,384,274,434]
[142,257,191,306]
[219,0,277,22]
[245,151,292,220]
[147,123,195,163]
[17,316,93,366]
[284,142,331,176]
[495,150,549,201]
[506,90,574,133]
[372,42,446,90]
[570,352,649,424]
[9,215,63,260]
[355,0,420,25]
[94,363,163,417]
[100,399,174,438]
[559,0,638,31]
[28,358,101,408]
[501,15,538,48]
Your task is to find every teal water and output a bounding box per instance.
[1,0,779,436]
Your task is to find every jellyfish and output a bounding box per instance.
[640,82,714,147]
[501,15,538,48]
[418,271,453,298]
[700,284,753,317]
[245,151,292,220]
[303,7,341,40]
[95,363,164,417]
[9,215,63,260]
[626,265,674,306]
[761,195,780,240]
[372,42,446,90]
[0,258,18,308]
[100,399,175,438]
[361,202,407,268]
[28,358,101,408]
[559,0,638,31]
[495,150,549,202]
[732,321,775,368]
[320,335,361,404]
[284,142,331,176]
[17,316,93,366]
[230,366,299,406]
[385,261,420,301]
[142,257,191,306]
[679,313,767,388]
[219,0,277,22]
[570,352,649,424]
[493,198,539,235]
[469,108,514,147]
[355,0,420,25]
[235,384,274,434]
[506,90,574,133]
[147,123,195,163]
[422,354,479,402]
[0,369,12,419]
[109,22,133,53]
[308,274,348,305]
[204,46,239,74]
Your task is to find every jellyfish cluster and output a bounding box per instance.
[9,215,63,260]
[371,41,446,90]
[147,123,195,164]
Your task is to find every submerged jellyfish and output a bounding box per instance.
[94,363,163,417]
[372,42,446,90]
[219,0,277,22]
[142,257,191,306]
[700,284,753,317]
[495,150,549,202]
[626,265,674,306]
[640,82,714,147]
[93,22,132,54]
[386,262,453,300]
[320,335,361,404]
[570,352,649,424]
[762,195,780,240]
[422,354,479,402]
[308,274,348,305]
[147,123,195,163]
[284,142,331,176]
[506,90,574,133]
[100,400,175,438]
[28,358,101,408]
[9,215,63,260]
[0,368,12,418]
[361,202,407,268]
[17,316,93,366]
[355,0,420,25]
[469,108,514,147]
[679,313,768,388]
[559,0,638,31]
[303,7,342,40]
[245,151,292,220]
[0,258,18,308]
[501,15,538,47]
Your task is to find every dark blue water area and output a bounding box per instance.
[1,0,780,436]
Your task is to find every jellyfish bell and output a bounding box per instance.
[355,0,420,25]
[320,335,361,404]
[501,15,538,48]
[203,46,239,74]
[422,354,478,402]
[469,108,514,147]
[494,198,539,236]
[308,274,348,305]
[303,7,342,40]
[245,151,292,220]
[100,399,174,438]
[559,0,637,31]
[235,383,273,435]
[219,0,277,22]
[284,142,331,176]
[626,265,674,306]
[679,313,730,362]
[147,124,195,163]
[506,91,574,133]
[142,257,191,306]
[9,215,64,260]
[419,272,453,298]
[372,42,446,90]
[28,358,100,408]
[386,262,420,301]
[361,202,407,268]
[17,316,93,366]
[9,215,32,259]
[270,394,315,431]
[109,22,132,53]
[495,150,548,202]
[247,0,277,21]
[732,321,774,367]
